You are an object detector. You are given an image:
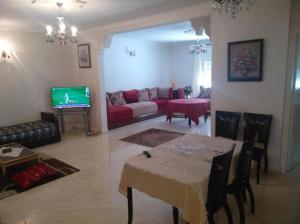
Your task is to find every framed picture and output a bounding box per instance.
[77,43,91,68]
[228,39,264,81]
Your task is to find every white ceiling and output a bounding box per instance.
[0,0,205,32]
[115,20,210,43]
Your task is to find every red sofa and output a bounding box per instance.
[107,88,184,129]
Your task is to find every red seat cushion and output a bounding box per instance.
[123,90,139,103]
[178,88,185,99]
[107,105,133,124]
[11,163,58,189]
[152,99,169,113]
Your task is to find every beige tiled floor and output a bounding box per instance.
[0,116,299,224]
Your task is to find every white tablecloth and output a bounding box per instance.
[119,134,243,224]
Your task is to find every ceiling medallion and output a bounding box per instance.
[212,0,256,18]
[31,1,88,45]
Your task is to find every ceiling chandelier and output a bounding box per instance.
[188,42,208,55]
[212,0,256,18]
[31,1,87,45]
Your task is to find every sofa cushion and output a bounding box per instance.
[0,121,57,145]
[106,93,113,107]
[123,89,139,103]
[137,89,150,102]
[151,99,169,113]
[149,87,158,100]
[107,105,133,124]
[178,88,185,99]
[109,91,126,106]
[199,86,211,98]
[158,88,172,99]
[124,101,158,117]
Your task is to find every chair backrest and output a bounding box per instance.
[243,113,273,150]
[206,144,235,211]
[236,141,254,182]
[216,110,241,140]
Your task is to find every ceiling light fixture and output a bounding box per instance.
[212,0,256,18]
[31,1,87,45]
[188,29,210,55]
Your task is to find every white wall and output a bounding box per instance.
[211,0,291,171]
[0,30,76,126]
[103,37,171,92]
[103,37,212,92]
[169,42,212,88]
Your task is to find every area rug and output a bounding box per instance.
[0,153,79,200]
[120,128,185,147]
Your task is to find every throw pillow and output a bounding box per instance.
[149,87,158,100]
[106,93,113,107]
[109,91,126,105]
[138,89,150,101]
[123,89,139,103]
[158,88,171,99]
[199,86,212,98]
[178,88,185,99]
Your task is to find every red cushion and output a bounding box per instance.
[123,90,139,103]
[107,105,133,124]
[152,99,169,113]
[168,88,173,99]
[178,88,185,99]
[11,163,58,189]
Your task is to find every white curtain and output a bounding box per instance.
[192,53,212,97]
[192,54,202,97]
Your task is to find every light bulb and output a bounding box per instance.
[46,25,53,36]
[59,22,66,34]
[71,26,78,37]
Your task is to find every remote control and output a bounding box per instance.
[143,151,152,158]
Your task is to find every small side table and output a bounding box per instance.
[0,143,39,180]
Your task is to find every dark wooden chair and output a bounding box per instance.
[206,144,235,224]
[216,110,241,140]
[172,144,236,224]
[243,113,273,184]
[227,141,255,224]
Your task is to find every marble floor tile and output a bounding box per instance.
[0,116,299,224]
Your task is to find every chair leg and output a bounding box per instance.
[246,182,255,214]
[242,186,247,203]
[256,160,261,184]
[234,189,245,224]
[207,212,215,224]
[264,153,268,174]
[173,207,179,224]
[223,200,233,224]
[127,187,133,224]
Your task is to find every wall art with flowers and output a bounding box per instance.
[228,39,264,81]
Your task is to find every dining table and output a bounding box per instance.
[119,134,243,224]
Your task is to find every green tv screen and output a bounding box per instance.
[51,86,91,109]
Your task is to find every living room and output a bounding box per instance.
[0,0,300,224]
[103,20,212,129]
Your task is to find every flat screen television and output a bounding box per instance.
[51,86,91,109]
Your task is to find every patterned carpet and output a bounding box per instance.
[120,128,185,147]
[0,153,79,200]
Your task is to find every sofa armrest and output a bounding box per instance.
[41,112,58,123]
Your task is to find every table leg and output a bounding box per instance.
[173,207,179,224]
[188,118,191,127]
[127,187,133,224]
[2,166,6,181]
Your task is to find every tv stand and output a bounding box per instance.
[55,108,91,136]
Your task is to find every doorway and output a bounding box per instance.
[289,33,300,170]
